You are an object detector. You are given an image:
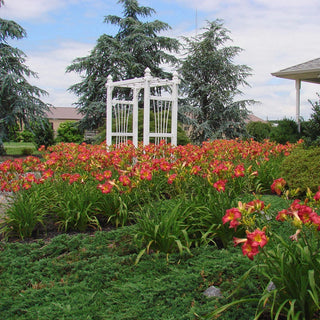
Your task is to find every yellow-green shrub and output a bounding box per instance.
[281,146,320,194]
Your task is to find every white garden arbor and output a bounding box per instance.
[106,68,180,147]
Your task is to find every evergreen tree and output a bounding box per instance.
[67,0,180,130]
[303,93,320,144]
[179,20,254,144]
[0,0,50,154]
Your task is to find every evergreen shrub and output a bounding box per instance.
[270,118,300,144]
[55,121,84,143]
[281,146,320,194]
[246,121,272,142]
[32,119,54,148]
[19,129,34,142]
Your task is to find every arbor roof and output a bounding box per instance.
[271,57,320,84]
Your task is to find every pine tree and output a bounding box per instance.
[179,20,254,144]
[0,0,50,154]
[66,0,180,130]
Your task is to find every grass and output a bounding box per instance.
[0,195,288,320]
[3,142,39,156]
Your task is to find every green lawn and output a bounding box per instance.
[3,142,39,156]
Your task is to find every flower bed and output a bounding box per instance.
[2,139,319,319]
[0,139,296,239]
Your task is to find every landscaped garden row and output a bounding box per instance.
[0,139,295,239]
[0,138,320,319]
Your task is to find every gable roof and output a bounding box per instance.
[271,58,320,84]
[244,114,266,124]
[45,107,83,120]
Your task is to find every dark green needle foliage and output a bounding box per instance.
[66,0,180,130]
[179,20,254,144]
[0,0,50,154]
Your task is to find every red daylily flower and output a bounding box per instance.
[234,164,245,177]
[42,169,54,180]
[95,173,105,182]
[276,209,288,221]
[246,228,268,248]
[213,179,227,192]
[222,208,241,228]
[119,175,131,186]
[271,178,286,195]
[97,182,113,194]
[167,174,177,184]
[191,165,201,175]
[140,169,152,181]
[314,187,320,201]
[69,174,81,184]
[103,170,112,179]
[246,199,265,212]
[241,240,260,260]
[159,161,172,172]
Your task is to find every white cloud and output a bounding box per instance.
[26,41,93,108]
[1,0,64,20]
[172,0,320,11]
[3,0,320,120]
[0,0,100,20]
[169,0,320,120]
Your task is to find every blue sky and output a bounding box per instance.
[2,0,320,120]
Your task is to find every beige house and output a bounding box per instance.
[45,107,83,134]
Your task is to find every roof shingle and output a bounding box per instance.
[45,107,83,120]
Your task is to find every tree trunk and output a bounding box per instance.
[0,142,6,156]
[0,130,6,155]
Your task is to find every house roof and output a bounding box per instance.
[271,57,320,84]
[46,107,83,120]
[244,114,266,124]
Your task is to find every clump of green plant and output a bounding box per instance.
[184,186,247,248]
[246,121,272,142]
[50,179,101,232]
[0,227,260,320]
[270,118,300,144]
[55,121,84,143]
[301,93,320,146]
[134,199,192,262]
[1,185,53,239]
[31,118,55,148]
[281,146,320,194]
[19,129,34,142]
[208,186,320,320]
[250,155,286,194]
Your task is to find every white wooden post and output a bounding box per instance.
[132,87,139,147]
[171,71,179,146]
[295,79,301,133]
[143,68,151,146]
[106,75,113,147]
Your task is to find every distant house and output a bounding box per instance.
[244,114,267,124]
[45,107,83,134]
